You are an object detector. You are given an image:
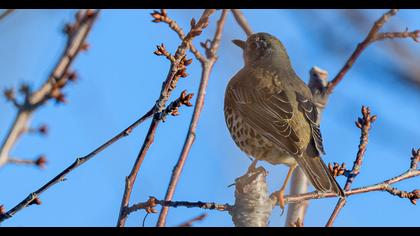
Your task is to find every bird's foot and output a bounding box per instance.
[246,159,258,174]
[278,190,286,215]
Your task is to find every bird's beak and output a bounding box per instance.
[232,39,246,50]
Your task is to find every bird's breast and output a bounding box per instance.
[224,106,297,166]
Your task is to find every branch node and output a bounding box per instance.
[410,148,420,170]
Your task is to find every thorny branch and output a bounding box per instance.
[116,9,216,227]
[326,106,376,227]
[156,9,228,227]
[0,9,99,168]
[327,9,420,93]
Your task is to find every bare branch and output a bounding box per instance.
[127,197,231,215]
[7,155,47,169]
[0,10,100,168]
[155,9,228,227]
[177,213,208,227]
[0,108,154,223]
[120,147,419,226]
[116,9,216,227]
[0,9,15,22]
[151,9,206,62]
[327,9,419,93]
[325,106,376,227]
[231,9,253,37]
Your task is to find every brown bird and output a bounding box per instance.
[224,32,345,209]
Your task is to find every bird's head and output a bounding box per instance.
[232,32,290,66]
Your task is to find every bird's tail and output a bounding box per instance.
[295,153,345,198]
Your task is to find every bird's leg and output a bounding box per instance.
[278,163,298,213]
[246,158,258,174]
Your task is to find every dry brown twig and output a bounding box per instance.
[327,9,420,94]
[325,106,376,227]
[0,9,99,169]
[116,9,217,227]
[231,9,253,37]
[0,9,102,223]
[177,213,208,227]
[156,9,228,227]
[0,9,15,22]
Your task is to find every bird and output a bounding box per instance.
[224,32,345,209]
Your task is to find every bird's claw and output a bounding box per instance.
[278,190,286,215]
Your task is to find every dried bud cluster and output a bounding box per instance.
[328,162,349,178]
[49,71,79,104]
[35,155,47,169]
[145,196,158,214]
[355,106,377,129]
[154,44,174,62]
[160,90,194,121]
[410,148,420,170]
[0,205,5,215]
[409,189,420,205]
[3,88,15,101]
[150,9,168,23]
[28,197,42,206]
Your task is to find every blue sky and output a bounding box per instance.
[0,9,419,227]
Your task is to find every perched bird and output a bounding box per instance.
[224,32,344,209]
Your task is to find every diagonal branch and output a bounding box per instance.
[0,9,100,168]
[155,9,228,227]
[116,9,216,227]
[0,9,15,22]
[0,109,154,223]
[325,106,376,227]
[327,9,419,93]
[177,213,208,227]
[231,9,253,37]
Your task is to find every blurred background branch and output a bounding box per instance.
[0,9,99,168]
[0,9,15,22]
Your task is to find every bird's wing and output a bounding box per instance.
[295,92,326,155]
[225,85,301,156]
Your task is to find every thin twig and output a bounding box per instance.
[116,9,216,227]
[325,106,376,227]
[7,155,47,169]
[281,165,420,205]
[155,9,228,227]
[0,10,100,168]
[0,109,154,223]
[327,9,419,93]
[0,9,15,21]
[231,9,253,37]
[151,9,206,62]
[177,213,208,227]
